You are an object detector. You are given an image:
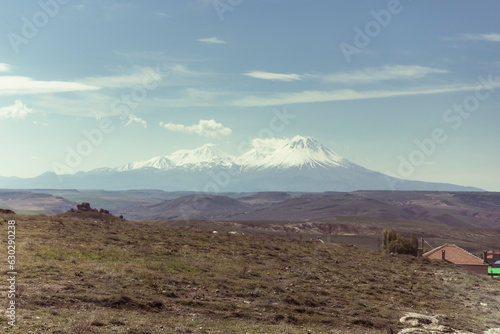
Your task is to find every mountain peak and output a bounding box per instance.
[290,135,313,142]
[239,136,351,170]
[288,136,321,150]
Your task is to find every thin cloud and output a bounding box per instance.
[251,137,287,147]
[231,84,487,107]
[33,91,126,118]
[150,80,500,108]
[0,76,100,96]
[83,64,214,90]
[250,138,288,151]
[244,71,303,82]
[170,64,204,76]
[159,119,232,138]
[243,65,446,83]
[0,63,13,73]
[322,65,448,84]
[459,33,500,42]
[125,114,147,128]
[197,37,226,44]
[239,137,289,162]
[82,67,163,88]
[0,100,32,119]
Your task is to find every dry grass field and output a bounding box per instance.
[0,212,499,333]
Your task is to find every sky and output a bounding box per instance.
[0,0,499,190]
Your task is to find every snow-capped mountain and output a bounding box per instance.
[0,136,482,192]
[118,156,173,172]
[168,144,236,169]
[118,144,236,172]
[240,136,351,170]
[117,136,351,172]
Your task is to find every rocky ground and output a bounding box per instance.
[399,312,500,333]
[0,212,499,333]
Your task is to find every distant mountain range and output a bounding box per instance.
[134,191,500,229]
[2,189,499,232]
[0,136,482,192]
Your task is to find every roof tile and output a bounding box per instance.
[423,244,486,265]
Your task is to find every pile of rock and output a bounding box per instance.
[76,202,95,212]
[67,203,124,220]
[398,313,500,334]
[70,203,110,215]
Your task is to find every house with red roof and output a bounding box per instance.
[422,244,489,275]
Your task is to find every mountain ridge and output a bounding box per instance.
[0,136,483,192]
[115,135,349,172]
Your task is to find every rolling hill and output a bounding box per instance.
[0,190,75,214]
[134,191,500,229]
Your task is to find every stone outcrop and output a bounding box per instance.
[77,202,95,212]
[75,203,109,214]
[64,203,124,220]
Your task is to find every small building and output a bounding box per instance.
[422,244,489,275]
[481,251,500,278]
[482,250,500,266]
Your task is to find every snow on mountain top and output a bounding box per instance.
[169,144,236,167]
[238,136,350,170]
[117,156,172,172]
[252,136,349,169]
[117,136,352,171]
[117,144,236,171]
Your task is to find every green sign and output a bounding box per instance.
[488,268,500,277]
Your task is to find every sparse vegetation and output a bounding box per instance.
[1,213,499,333]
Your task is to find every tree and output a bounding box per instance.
[382,230,419,256]
[382,229,399,254]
